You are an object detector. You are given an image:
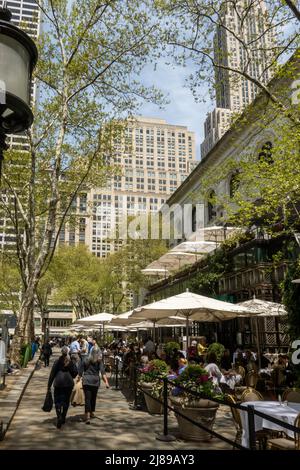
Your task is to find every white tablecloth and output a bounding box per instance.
[240,401,300,448]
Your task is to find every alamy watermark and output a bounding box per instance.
[94,201,207,241]
[291,339,300,366]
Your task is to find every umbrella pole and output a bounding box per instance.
[255,317,261,369]
[153,321,156,344]
[186,316,189,351]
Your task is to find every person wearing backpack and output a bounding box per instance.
[48,346,78,428]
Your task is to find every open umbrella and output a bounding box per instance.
[131,290,252,348]
[74,313,116,341]
[237,298,287,368]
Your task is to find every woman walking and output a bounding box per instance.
[79,348,109,424]
[48,346,78,428]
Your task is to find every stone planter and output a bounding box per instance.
[170,396,219,441]
[140,382,163,415]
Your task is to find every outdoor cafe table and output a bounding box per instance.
[240,401,300,448]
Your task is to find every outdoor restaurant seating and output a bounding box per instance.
[225,394,243,449]
[245,371,259,389]
[241,388,263,402]
[268,413,300,450]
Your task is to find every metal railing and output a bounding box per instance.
[112,361,300,450]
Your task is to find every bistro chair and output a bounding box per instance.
[245,371,259,389]
[241,387,263,402]
[268,413,300,450]
[282,388,300,404]
[234,365,246,380]
[224,394,243,449]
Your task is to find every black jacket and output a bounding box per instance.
[48,357,78,389]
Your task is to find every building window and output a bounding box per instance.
[207,190,216,222]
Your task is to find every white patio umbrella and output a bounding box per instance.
[237,298,287,317]
[75,313,116,340]
[110,310,134,326]
[77,313,116,323]
[131,290,252,347]
[126,317,188,342]
[237,298,287,369]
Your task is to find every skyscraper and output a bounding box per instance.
[201,0,276,158]
[61,117,196,258]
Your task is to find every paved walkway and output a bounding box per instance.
[0,354,236,450]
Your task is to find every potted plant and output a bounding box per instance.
[170,364,221,441]
[138,359,169,414]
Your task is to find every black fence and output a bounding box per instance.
[111,357,300,451]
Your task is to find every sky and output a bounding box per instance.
[137,61,212,161]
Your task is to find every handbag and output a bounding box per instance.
[42,389,53,412]
[71,378,85,406]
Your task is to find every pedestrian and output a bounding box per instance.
[69,336,81,364]
[47,346,78,428]
[79,348,109,424]
[31,338,40,360]
[41,341,52,367]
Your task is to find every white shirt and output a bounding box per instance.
[204,363,224,386]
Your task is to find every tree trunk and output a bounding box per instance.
[9,291,35,364]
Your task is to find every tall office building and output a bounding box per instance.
[61,117,196,258]
[201,0,276,158]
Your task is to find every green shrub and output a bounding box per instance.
[206,342,225,364]
[164,341,180,357]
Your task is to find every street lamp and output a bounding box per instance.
[0,3,38,179]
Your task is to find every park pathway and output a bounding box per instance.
[0,353,235,450]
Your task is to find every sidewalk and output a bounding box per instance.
[0,353,236,450]
[0,358,38,440]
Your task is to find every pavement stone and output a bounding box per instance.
[0,353,237,450]
[0,360,38,440]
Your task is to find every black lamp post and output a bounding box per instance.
[0,3,38,179]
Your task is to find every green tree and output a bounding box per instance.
[1,0,164,362]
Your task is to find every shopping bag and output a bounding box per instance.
[71,378,85,406]
[42,389,53,412]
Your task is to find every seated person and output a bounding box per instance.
[197,336,207,362]
[244,349,258,373]
[204,352,224,393]
[169,357,188,395]
[220,349,232,371]
[187,341,198,362]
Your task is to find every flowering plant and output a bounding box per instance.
[173,365,222,403]
[139,359,169,383]
[138,359,169,399]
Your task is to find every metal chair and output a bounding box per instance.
[241,387,263,402]
[225,394,243,449]
[268,413,300,450]
[245,371,259,389]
